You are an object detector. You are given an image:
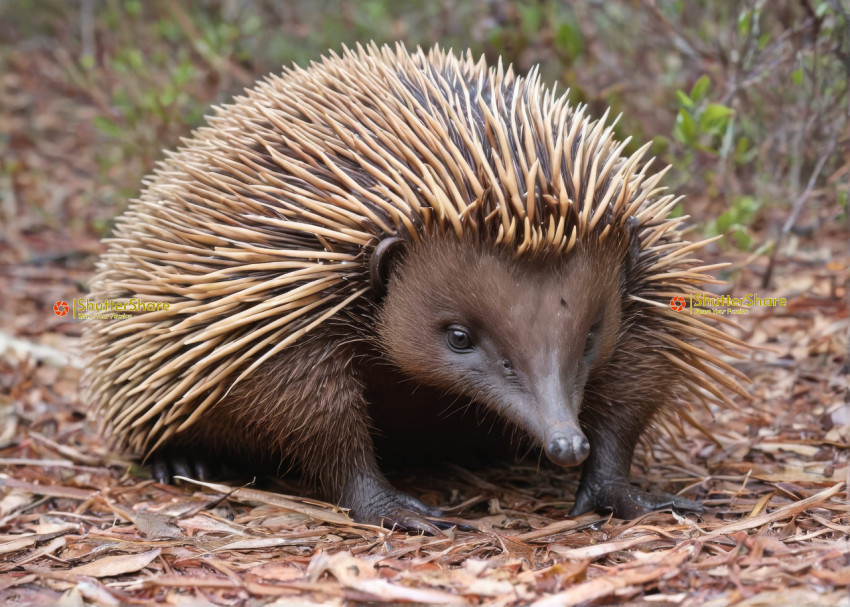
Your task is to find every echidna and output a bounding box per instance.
[83,43,749,531]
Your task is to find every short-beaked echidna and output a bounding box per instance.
[83,44,749,531]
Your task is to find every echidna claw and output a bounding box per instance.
[343,477,444,534]
[150,455,215,484]
[367,489,445,535]
[383,511,443,535]
[571,476,703,519]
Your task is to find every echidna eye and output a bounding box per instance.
[446,326,473,352]
[583,332,597,357]
[583,317,604,358]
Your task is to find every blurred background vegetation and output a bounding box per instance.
[0,0,847,268]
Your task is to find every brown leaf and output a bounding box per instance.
[68,548,161,578]
[175,478,363,527]
[549,534,665,560]
[531,565,671,606]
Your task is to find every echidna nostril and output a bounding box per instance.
[576,436,590,459]
[549,437,567,457]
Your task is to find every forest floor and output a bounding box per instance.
[2,38,850,607]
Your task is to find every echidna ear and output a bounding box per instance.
[370,236,406,297]
[625,215,642,275]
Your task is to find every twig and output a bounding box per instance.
[762,127,842,288]
[79,0,96,62]
[642,0,707,61]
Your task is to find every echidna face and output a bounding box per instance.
[377,234,625,468]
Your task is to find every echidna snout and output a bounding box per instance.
[545,430,591,468]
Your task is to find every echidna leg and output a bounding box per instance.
[571,402,703,518]
[293,400,444,533]
[318,376,444,531]
[254,339,443,533]
[340,463,444,533]
[319,403,445,532]
[329,425,445,533]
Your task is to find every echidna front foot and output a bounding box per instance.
[571,475,703,519]
[151,455,213,485]
[151,454,235,484]
[342,470,443,534]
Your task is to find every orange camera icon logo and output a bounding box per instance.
[53,301,70,316]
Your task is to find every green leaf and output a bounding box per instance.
[79,54,95,71]
[732,227,752,250]
[124,0,141,18]
[126,48,144,70]
[719,115,736,158]
[652,134,670,156]
[738,9,752,37]
[734,136,755,165]
[243,15,262,36]
[489,28,504,49]
[728,196,761,230]
[141,90,158,112]
[93,116,124,139]
[791,67,803,85]
[673,109,697,145]
[700,103,734,133]
[518,3,543,36]
[676,89,694,109]
[173,61,194,87]
[690,75,711,102]
[156,18,181,41]
[715,210,734,233]
[554,21,584,58]
[158,88,176,107]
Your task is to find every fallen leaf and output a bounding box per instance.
[68,549,161,578]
